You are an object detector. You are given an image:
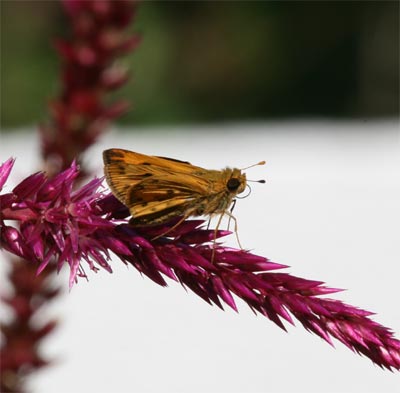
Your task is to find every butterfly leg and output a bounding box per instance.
[210,212,226,262]
[206,217,212,230]
[227,199,237,231]
[223,210,243,250]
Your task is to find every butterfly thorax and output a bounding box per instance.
[196,167,246,215]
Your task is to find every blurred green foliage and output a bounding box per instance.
[1,1,399,128]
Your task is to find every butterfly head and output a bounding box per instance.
[226,169,247,196]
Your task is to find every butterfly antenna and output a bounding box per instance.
[241,160,266,171]
[248,178,266,184]
[242,161,266,184]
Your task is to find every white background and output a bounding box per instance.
[1,121,400,392]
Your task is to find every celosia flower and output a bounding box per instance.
[40,0,140,177]
[1,158,399,371]
[2,2,140,391]
[1,159,115,287]
[0,259,59,393]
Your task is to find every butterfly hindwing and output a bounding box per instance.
[126,175,203,224]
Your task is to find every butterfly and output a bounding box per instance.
[103,148,265,248]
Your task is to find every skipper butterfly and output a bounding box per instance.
[103,148,265,247]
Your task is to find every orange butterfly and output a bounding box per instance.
[103,148,265,247]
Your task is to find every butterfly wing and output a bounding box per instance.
[103,148,207,204]
[127,174,210,225]
[103,149,223,225]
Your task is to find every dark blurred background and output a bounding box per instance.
[1,1,399,129]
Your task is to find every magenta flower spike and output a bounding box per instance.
[40,0,140,178]
[2,2,140,391]
[1,160,112,287]
[1,159,399,371]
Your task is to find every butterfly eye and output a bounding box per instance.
[227,178,241,191]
